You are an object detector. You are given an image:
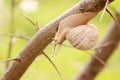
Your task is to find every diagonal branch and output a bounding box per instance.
[75,8,120,80]
[0,0,114,80]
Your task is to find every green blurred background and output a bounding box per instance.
[0,0,120,80]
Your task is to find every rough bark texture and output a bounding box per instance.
[76,9,120,80]
[0,0,114,80]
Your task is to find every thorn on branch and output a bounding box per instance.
[42,52,63,80]
[100,0,109,21]
[106,9,120,29]
[35,21,40,32]
[94,41,117,51]
[17,12,40,32]
[0,58,21,63]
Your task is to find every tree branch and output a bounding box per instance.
[75,8,120,80]
[0,0,114,80]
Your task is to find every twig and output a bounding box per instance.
[35,21,40,32]
[100,0,109,21]
[0,58,20,63]
[17,12,40,31]
[0,32,30,40]
[85,51,107,67]
[0,32,72,48]
[106,9,120,28]
[17,12,36,26]
[42,52,63,80]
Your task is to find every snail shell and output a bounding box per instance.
[66,24,98,50]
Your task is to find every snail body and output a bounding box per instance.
[54,12,98,44]
[66,24,98,50]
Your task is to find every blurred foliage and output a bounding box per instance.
[0,0,120,80]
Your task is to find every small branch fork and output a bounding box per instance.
[0,12,63,80]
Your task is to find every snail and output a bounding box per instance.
[53,12,98,45]
[66,24,98,50]
[52,12,98,55]
[53,20,106,66]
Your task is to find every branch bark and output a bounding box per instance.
[0,0,114,80]
[76,8,120,80]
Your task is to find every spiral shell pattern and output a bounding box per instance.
[66,24,98,50]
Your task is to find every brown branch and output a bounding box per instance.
[0,0,114,80]
[75,8,120,80]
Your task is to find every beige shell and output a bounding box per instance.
[66,24,98,50]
